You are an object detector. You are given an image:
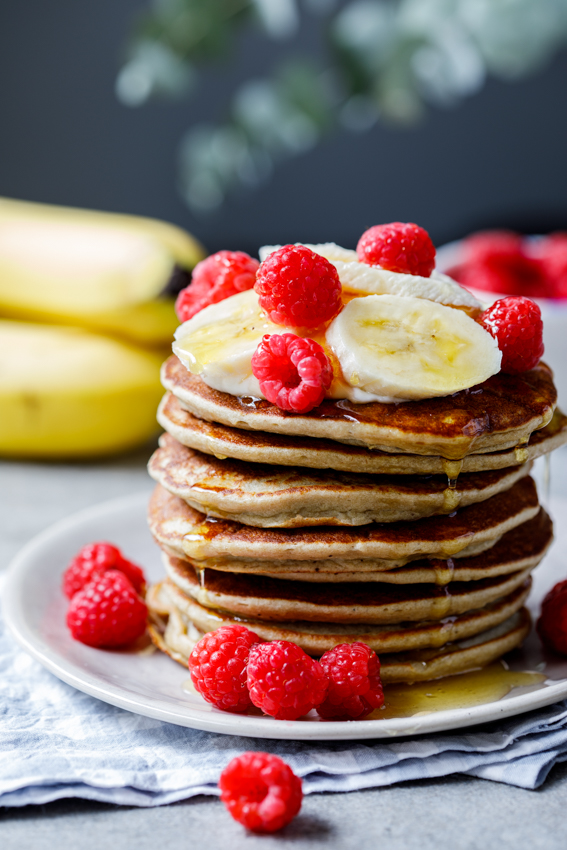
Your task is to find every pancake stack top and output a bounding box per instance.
[146,236,567,687]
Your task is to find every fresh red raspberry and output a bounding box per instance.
[357,222,436,277]
[66,570,148,648]
[188,625,261,713]
[539,233,567,298]
[452,231,548,297]
[316,642,384,720]
[62,542,146,599]
[219,752,302,833]
[479,296,544,374]
[251,333,333,414]
[175,250,259,322]
[247,641,328,720]
[463,230,525,265]
[537,580,567,655]
[254,245,342,328]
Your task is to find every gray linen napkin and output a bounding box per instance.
[2,608,567,808]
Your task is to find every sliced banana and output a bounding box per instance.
[173,289,285,397]
[334,261,481,313]
[327,295,501,402]
[258,242,358,264]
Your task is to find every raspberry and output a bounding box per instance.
[66,570,148,648]
[537,580,567,656]
[317,642,384,721]
[464,230,525,265]
[479,296,544,374]
[188,625,261,713]
[539,233,567,297]
[247,641,328,720]
[62,542,146,599]
[357,222,436,277]
[453,231,548,297]
[219,752,302,833]
[254,245,342,328]
[251,333,333,414]
[175,250,259,322]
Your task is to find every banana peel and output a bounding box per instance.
[0,320,165,458]
[0,197,205,319]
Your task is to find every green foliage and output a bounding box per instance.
[116,0,567,211]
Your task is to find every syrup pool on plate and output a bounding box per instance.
[373,663,546,720]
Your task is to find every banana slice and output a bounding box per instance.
[327,295,501,402]
[334,261,481,313]
[258,243,358,264]
[173,289,285,397]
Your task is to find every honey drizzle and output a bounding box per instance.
[441,458,463,489]
[431,558,455,586]
[442,487,461,513]
[372,663,546,720]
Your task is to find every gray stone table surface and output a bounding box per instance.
[1,446,567,850]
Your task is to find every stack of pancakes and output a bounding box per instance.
[147,354,567,684]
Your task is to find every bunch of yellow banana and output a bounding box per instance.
[0,197,204,458]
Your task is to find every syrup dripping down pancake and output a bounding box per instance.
[161,509,553,584]
[162,355,556,458]
[148,477,540,563]
[149,433,532,527]
[162,552,534,624]
[159,392,567,475]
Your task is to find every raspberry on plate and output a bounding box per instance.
[62,542,146,599]
[247,640,328,720]
[175,250,259,322]
[357,222,436,277]
[188,625,261,713]
[317,642,384,720]
[251,333,333,414]
[219,752,303,833]
[254,245,342,328]
[66,570,148,648]
[479,296,544,374]
[537,580,567,656]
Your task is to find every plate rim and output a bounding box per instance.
[3,491,567,742]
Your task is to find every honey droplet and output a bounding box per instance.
[514,446,529,464]
[431,558,455,586]
[373,663,546,720]
[442,487,462,513]
[442,458,463,487]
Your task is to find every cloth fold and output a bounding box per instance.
[2,608,567,808]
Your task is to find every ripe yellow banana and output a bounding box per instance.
[0,197,205,320]
[0,320,164,458]
[327,294,501,402]
[0,296,179,348]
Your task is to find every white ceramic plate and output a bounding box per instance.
[3,491,567,741]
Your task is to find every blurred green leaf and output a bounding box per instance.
[118,0,567,210]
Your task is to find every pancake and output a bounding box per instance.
[174,509,553,584]
[147,579,530,680]
[159,391,567,475]
[163,552,534,624]
[162,355,556,458]
[149,433,532,527]
[148,476,540,563]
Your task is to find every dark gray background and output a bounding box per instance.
[0,0,566,255]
